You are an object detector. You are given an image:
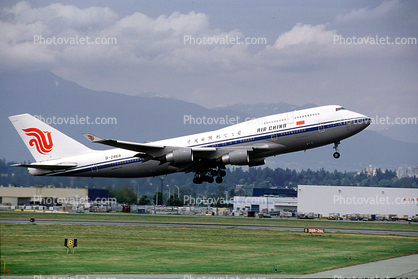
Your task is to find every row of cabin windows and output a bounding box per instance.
[295,112,320,119]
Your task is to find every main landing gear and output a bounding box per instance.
[193,167,226,184]
[333,141,340,159]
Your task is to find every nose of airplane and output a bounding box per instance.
[350,111,372,129]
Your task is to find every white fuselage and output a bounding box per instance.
[29,105,371,177]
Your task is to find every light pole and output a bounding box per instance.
[265,194,268,213]
[137,184,139,204]
[167,185,171,200]
[265,181,271,213]
[174,185,180,199]
[153,182,157,214]
[160,177,164,206]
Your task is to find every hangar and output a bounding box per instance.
[233,185,418,218]
[0,185,108,207]
[233,187,297,214]
[298,185,418,217]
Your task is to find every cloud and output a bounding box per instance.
[1,1,412,75]
[272,23,336,50]
[335,0,400,24]
[0,0,416,119]
[3,1,119,29]
[0,2,245,72]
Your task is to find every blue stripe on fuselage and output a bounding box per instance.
[189,117,371,148]
[48,117,370,176]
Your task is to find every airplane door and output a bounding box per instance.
[287,112,294,124]
[318,125,325,133]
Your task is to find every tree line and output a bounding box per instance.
[1,159,417,205]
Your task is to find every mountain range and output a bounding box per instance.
[0,70,416,172]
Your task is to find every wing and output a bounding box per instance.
[83,133,217,163]
[82,133,277,173]
[83,133,166,155]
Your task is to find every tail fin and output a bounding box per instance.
[9,113,92,162]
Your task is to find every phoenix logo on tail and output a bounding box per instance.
[23,128,53,155]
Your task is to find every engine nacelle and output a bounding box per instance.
[28,168,51,176]
[249,158,266,167]
[221,150,249,165]
[165,148,193,164]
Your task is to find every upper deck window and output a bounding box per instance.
[336,107,346,111]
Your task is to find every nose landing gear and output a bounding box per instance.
[333,141,340,159]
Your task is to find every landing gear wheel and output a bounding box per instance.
[215,176,223,184]
[333,141,340,159]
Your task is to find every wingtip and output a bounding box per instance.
[83,133,104,142]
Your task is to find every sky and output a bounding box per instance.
[0,0,417,128]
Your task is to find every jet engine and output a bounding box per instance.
[248,158,266,166]
[221,150,249,165]
[28,168,51,176]
[165,148,193,164]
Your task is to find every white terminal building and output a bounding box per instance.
[233,188,298,214]
[298,185,418,217]
[233,196,297,213]
[233,185,418,217]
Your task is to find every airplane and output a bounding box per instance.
[9,105,371,184]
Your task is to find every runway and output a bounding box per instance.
[2,218,418,236]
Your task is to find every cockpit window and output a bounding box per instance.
[336,107,346,111]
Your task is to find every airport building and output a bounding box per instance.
[233,188,297,213]
[233,196,297,214]
[0,185,108,208]
[2,184,417,218]
[233,185,418,218]
[298,185,418,217]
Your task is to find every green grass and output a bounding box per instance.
[1,211,418,231]
[1,222,418,275]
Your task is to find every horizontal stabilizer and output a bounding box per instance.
[11,162,78,170]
